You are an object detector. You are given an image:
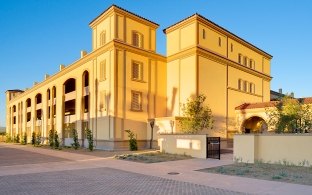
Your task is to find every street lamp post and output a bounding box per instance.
[170,120,175,134]
[149,119,155,149]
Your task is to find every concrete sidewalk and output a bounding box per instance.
[1,143,312,194]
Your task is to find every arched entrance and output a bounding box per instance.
[241,116,268,134]
[63,78,76,143]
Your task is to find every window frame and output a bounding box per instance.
[100,30,106,47]
[132,31,143,48]
[131,90,143,111]
[131,61,143,81]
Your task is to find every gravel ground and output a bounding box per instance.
[198,162,312,186]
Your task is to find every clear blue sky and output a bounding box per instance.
[1,0,312,127]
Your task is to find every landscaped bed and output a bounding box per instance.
[198,161,312,186]
[114,151,192,163]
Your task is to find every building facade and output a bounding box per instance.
[6,5,272,149]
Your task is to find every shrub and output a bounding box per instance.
[21,132,27,145]
[71,129,80,150]
[16,134,20,143]
[54,130,60,149]
[125,129,138,151]
[48,129,55,148]
[35,132,41,146]
[85,129,94,151]
[5,133,11,143]
[31,132,36,145]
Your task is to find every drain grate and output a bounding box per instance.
[167,172,180,175]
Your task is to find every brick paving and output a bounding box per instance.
[0,145,69,166]
[1,143,312,194]
[0,144,244,194]
[0,167,245,195]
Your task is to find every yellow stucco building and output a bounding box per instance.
[5,5,272,149]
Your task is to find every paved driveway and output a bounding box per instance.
[1,143,312,195]
[0,144,242,195]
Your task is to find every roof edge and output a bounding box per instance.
[163,13,272,59]
[89,4,159,28]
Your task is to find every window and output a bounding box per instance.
[238,79,242,90]
[13,116,16,124]
[249,59,255,69]
[48,106,51,119]
[218,37,222,47]
[131,91,142,111]
[202,29,206,39]
[100,31,106,46]
[13,105,16,113]
[132,61,143,81]
[99,90,106,111]
[238,54,242,64]
[27,112,31,122]
[132,31,143,48]
[243,81,247,92]
[243,56,248,66]
[100,60,106,80]
[47,89,51,100]
[230,43,233,52]
[249,83,255,94]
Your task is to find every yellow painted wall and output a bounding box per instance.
[198,23,227,57]
[228,38,265,73]
[158,134,207,158]
[235,134,312,165]
[166,22,196,56]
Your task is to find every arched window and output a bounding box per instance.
[47,89,51,100]
[64,78,76,94]
[35,93,42,104]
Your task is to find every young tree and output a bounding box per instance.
[266,95,312,133]
[179,94,214,134]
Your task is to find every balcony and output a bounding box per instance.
[36,103,42,110]
[84,86,89,96]
[65,91,76,102]
[64,114,76,123]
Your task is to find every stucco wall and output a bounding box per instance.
[234,134,312,165]
[158,134,207,158]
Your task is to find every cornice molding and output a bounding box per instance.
[8,40,166,105]
[90,5,159,29]
[167,46,272,81]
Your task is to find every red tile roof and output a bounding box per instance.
[235,97,312,110]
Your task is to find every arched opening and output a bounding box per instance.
[82,71,90,144]
[26,98,31,140]
[51,86,56,131]
[46,89,51,137]
[35,93,42,137]
[64,78,76,94]
[241,116,268,134]
[35,93,42,104]
[63,78,76,140]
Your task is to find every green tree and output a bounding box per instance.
[71,129,80,150]
[179,94,214,134]
[125,129,138,151]
[85,129,94,151]
[48,129,55,148]
[266,95,312,133]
